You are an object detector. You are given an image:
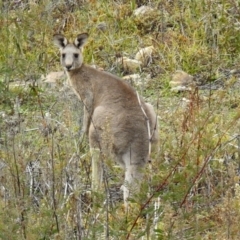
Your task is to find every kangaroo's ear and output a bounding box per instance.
[53,34,68,48]
[74,33,89,48]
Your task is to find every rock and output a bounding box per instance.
[133,6,155,18]
[43,71,65,83]
[91,65,104,71]
[171,86,192,92]
[135,46,154,66]
[42,71,65,88]
[123,74,141,86]
[116,57,142,72]
[123,74,151,87]
[170,70,195,91]
[96,22,107,31]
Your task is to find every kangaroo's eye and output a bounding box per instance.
[74,54,79,58]
[62,53,66,58]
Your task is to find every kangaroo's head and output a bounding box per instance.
[53,33,89,71]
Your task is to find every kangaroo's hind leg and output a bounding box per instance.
[88,122,103,191]
[121,150,145,208]
[90,147,102,191]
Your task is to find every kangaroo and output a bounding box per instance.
[53,33,158,207]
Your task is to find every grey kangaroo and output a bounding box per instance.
[53,33,158,207]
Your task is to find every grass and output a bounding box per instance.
[1,0,240,239]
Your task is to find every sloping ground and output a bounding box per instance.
[0,0,240,239]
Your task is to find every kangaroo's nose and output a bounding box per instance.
[66,65,72,71]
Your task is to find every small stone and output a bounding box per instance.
[170,70,195,91]
[43,71,65,83]
[135,46,154,66]
[133,6,155,18]
[96,22,107,31]
[116,57,142,72]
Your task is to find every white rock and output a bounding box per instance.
[170,70,194,90]
[123,74,150,86]
[135,46,154,66]
[116,57,142,72]
[123,74,141,85]
[133,6,155,17]
[43,71,65,83]
[91,65,104,71]
[171,86,192,92]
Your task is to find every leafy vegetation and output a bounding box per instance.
[1,0,240,239]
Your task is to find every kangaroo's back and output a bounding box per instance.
[68,64,139,108]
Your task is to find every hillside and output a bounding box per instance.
[0,1,240,239]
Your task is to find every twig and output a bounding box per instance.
[50,128,59,233]
[126,159,180,239]
[237,135,240,173]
